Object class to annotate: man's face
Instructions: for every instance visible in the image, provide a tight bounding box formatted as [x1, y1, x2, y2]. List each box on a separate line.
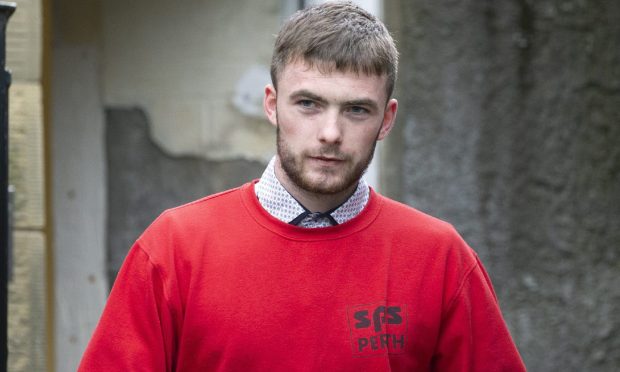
[264, 61, 398, 197]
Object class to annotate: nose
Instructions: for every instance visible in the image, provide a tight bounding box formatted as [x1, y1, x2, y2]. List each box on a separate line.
[317, 111, 343, 144]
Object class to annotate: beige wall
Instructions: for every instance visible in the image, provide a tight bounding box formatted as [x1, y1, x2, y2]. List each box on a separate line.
[102, 0, 282, 161]
[6, 0, 49, 370]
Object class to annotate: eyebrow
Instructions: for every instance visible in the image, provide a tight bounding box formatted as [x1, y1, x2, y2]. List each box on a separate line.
[289, 90, 328, 105]
[344, 98, 379, 112]
[288, 89, 380, 111]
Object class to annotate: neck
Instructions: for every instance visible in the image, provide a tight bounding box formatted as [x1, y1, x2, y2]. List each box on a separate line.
[274, 158, 358, 213]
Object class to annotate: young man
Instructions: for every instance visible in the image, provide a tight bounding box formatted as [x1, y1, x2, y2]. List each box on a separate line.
[80, 2, 526, 371]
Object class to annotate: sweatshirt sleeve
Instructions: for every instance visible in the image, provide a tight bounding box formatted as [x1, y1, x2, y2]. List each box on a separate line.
[78, 242, 177, 372]
[431, 256, 527, 372]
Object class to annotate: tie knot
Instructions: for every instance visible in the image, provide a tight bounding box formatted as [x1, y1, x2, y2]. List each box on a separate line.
[289, 210, 339, 227]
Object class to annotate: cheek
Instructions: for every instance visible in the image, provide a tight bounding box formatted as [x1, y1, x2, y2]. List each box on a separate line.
[277, 120, 307, 147]
[278, 121, 301, 139]
[279, 113, 314, 138]
[350, 130, 379, 148]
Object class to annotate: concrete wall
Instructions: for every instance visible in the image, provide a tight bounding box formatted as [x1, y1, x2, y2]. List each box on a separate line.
[6, 0, 49, 370]
[384, 0, 620, 370]
[51, 0, 108, 371]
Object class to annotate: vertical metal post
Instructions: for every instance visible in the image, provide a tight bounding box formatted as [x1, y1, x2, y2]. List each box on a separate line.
[0, 2, 16, 371]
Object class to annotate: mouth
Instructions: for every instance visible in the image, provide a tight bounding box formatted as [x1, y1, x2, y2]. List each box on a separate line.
[308, 155, 345, 166]
[312, 156, 342, 161]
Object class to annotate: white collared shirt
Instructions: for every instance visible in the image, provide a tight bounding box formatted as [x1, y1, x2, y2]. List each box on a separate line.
[254, 156, 370, 228]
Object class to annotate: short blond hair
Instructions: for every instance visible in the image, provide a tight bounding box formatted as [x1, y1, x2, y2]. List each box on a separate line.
[271, 1, 399, 98]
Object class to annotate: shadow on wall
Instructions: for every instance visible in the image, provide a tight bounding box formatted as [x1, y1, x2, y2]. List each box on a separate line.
[105, 107, 265, 288]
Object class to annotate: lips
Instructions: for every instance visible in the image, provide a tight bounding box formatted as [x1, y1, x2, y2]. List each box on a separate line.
[307, 155, 345, 168]
[312, 156, 342, 162]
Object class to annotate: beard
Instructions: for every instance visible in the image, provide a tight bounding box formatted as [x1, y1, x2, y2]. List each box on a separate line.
[276, 125, 378, 195]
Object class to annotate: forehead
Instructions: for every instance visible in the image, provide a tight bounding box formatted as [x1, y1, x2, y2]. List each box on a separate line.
[278, 60, 389, 102]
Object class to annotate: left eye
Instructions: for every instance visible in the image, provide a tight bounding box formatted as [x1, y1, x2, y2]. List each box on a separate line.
[349, 106, 369, 114]
[298, 100, 315, 108]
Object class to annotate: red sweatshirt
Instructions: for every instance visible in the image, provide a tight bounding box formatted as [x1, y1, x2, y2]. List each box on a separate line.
[79, 182, 526, 371]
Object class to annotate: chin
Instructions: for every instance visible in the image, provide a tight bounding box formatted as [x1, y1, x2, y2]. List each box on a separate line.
[300, 175, 355, 195]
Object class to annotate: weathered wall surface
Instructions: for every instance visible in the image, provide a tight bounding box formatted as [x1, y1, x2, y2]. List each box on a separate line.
[100, 0, 292, 286]
[384, 0, 620, 370]
[101, 0, 280, 161]
[51, 0, 109, 370]
[6, 0, 48, 370]
[106, 108, 264, 284]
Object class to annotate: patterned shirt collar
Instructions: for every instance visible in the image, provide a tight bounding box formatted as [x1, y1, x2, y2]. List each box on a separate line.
[254, 156, 370, 228]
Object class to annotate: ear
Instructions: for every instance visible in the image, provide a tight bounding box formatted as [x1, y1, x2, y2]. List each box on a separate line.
[263, 84, 278, 127]
[377, 98, 398, 141]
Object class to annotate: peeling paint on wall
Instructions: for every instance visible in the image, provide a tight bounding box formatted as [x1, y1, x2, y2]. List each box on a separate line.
[232, 65, 271, 119]
[105, 107, 265, 285]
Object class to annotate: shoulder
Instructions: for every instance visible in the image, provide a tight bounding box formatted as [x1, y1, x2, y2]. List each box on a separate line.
[129, 183, 258, 269]
[373, 193, 478, 266]
[162, 185, 244, 221]
[374, 193, 460, 240]
[136, 183, 250, 247]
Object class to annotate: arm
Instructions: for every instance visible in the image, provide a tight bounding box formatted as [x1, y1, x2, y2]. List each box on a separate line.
[78, 243, 177, 371]
[431, 256, 526, 371]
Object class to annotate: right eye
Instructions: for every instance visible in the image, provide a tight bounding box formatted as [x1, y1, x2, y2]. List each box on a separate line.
[297, 99, 315, 108]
